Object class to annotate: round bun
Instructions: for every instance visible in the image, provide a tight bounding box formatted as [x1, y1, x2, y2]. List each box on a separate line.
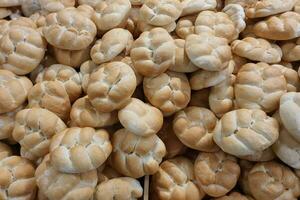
[13, 108, 67, 161]
[50, 127, 112, 173]
[118, 98, 163, 136]
[213, 109, 279, 157]
[0, 156, 36, 200]
[110, 128, 166, 178]
[0, 70, 32, 114]
[194, 151, 240, 197]
[152, 157, 205, 200]
[173, 106, 219, 152]
[36, 155, 97, 200]
[87, 61, 136, 112]
[95, 177, 143, 200]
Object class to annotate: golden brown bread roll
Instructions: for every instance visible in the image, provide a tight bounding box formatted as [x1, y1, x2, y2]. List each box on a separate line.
[0, 25, 46, 75]
[152, 157, 205, 200]
[281, 38, 300, 62]
[245, 0, 296, 18]
[12, 108, 67, 162]
[169, 39, 198, 73]
[53, 46, 91, 68]
[130, 27, 175, 77]
[173, 106, 219, 152]
[248, 161, 300, 200]
[253, 12, 300, 40]
[43, 7, 96, 50]
[232, 37, 282, 64]
[92, 0, 131, 33]
[180, 0, 216, 16]
[110, 128, 166, 178]
[175, 15, 196, 39]
[87, 61, 136, 113]
[234, 62, 287, 112]
[35, 155, 97, 200]
[272, 64, 300, 92]
[50, 127, 112, 173]
[70, 96, 118, 128]
[140, 0, 182, 26]
[28, 81, 71, 121]
[194, 151, 240, 197]
[118, 98, 163, 136]
[185, 33, 232, 71]
[36, 64, 82, 102]
[189, 60, 234, 90]
[209, 75, 235, 117]
[213, 109, 279, 157]
[0, 70, 32, 114]
[95, 177, 143, 200]
[0, 156, 36, 200]
[90, 28, 133, 65]
[143, 71, 191, 116]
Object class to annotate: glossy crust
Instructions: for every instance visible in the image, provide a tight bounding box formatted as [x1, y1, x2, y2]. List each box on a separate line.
[13, 108, 67, 162]
[35, 155, 97, 200]
[28, 81, 71, 121]
[0, 156, 36, 200]
[175, 15, 196, 39]
[248, 161, 300, 200]
[0, 70, 32, 114]
[110, 128, 166, 178]
[50, 127, 112, 173]
[130, 28, 175, 77]
[152, 157, 205, 200]
[173, 106, 219, 152]
[95, 177, 143, 200]
[194, 151, 240, 197]
[213, 109, 279, 157]
[118, 98, 163, 136]
[43, 7, 96, 50]
[234, 62, 287, 112]
[87, 61, 136, 112]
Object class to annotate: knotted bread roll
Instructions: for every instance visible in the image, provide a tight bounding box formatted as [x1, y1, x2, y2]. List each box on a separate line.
[50, 127, 112, 173]
[110, 128, 166, 178]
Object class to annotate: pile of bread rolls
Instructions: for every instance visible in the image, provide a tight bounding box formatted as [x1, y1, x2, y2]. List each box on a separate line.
[1, 0, 300, 199]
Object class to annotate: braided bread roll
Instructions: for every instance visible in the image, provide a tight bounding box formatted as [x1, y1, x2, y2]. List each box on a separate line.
[28, 81, 71, 121]
[152, 157, 205, 200]
[87, 61, 136, 113]
[110, 128, 166, 178]
[36, 64, 82, 102]
[95, 177, 143, 200]
[0, 156, 36, 200]
[43, 7, 96, 50]
[0, 142, 11, 161]
[12, 108, 67, 162]
[0, 70, 32, 114]
[35, 155, 97, 200]
[213, 109, 279, 157]
[50, 127, 112, 173]
[0, 25, 46, 75]
[194, 151, 240, 197]
[118, 98, 163, 136]
[70, 96, 118, 128]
